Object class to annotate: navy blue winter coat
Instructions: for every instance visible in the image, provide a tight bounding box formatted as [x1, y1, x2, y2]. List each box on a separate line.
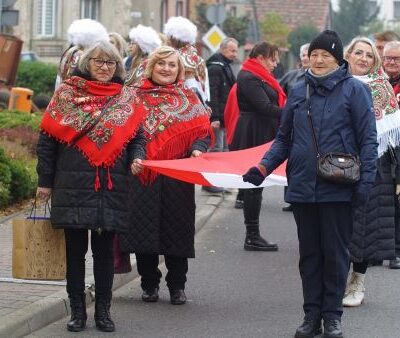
[261, 63, 378, 203]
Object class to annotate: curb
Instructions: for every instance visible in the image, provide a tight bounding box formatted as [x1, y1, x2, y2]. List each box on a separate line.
[0, 194, 223, 338]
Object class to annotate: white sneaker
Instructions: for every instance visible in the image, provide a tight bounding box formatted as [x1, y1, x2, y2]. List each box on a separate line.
[343, 272, 365, 307]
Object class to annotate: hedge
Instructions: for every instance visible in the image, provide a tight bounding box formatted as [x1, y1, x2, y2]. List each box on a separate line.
[16, 61, 57, 98]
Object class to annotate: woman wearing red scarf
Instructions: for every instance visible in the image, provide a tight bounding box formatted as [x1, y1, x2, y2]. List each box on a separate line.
[229, 41, 286, 251]
[36, 40, 146, 333]
[118, 46, 212, 305]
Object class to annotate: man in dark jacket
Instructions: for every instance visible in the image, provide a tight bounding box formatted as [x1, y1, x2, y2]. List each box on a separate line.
[202, 37, 238, 194]
[383, 40, 400, 269]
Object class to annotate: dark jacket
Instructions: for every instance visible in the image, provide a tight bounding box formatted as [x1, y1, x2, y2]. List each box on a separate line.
[261, 63, 378, 203]
[119, 138, 209, 258]
[279, 68, 306, 95]
[350, 152, 396, 262]
[230, 70, 282, 150]
[206, 53, 236, 126]
[36, 126, 146, 233]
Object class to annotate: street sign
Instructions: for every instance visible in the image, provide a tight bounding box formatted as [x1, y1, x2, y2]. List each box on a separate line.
[205, 4, 226, 25]
[202, 24, 226, 53]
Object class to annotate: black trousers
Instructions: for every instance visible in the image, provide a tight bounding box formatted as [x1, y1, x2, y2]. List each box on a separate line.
[135, 253, 188, 291]
[394, 185, 400, 256]
[64, 229, 114, 297]
[292, 202, 353, 321]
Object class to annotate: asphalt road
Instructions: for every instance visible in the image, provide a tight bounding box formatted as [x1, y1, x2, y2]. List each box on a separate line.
[28, 186, 400, 338]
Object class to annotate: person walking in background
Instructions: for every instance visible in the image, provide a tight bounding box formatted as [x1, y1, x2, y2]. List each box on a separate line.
[164, 16, 209, 104]
[125, 24, 162, 86]
[36, 40, 147, 332]
[229, 41, 285, 251]
[108, 32, 127, 58]
[242, 30, 378, 338]
[373, 30, 400, 60]
[279, 42, 310, 212]
[383, 40, 400, 269]
[119, 46, 212, 306]
[279, 43, 310, 95]
[204, 37, 239, 195]
[342, 36, 400, 308]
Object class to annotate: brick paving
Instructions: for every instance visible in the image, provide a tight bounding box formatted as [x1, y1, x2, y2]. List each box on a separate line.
[0, 187, 224, 336]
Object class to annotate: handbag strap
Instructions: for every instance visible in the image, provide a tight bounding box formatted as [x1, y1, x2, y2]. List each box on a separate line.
[70, 97, 113, 146]
[306, 84, 321, 158]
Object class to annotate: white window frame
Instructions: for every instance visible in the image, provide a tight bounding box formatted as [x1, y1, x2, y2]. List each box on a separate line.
[37, 0, 56, 37]
[80, 0, 100, 20]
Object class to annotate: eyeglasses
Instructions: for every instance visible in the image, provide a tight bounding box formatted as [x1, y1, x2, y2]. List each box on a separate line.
[90, 58, 117, 68]
[383, 56, 400, 63]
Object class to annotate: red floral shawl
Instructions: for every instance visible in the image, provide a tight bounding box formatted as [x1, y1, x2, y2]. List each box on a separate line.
[41, 76, 145, 169]
[135, 78, 212, 183]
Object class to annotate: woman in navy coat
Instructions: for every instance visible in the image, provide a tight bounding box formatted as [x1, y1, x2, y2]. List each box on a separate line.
[243, 30, 378, 338]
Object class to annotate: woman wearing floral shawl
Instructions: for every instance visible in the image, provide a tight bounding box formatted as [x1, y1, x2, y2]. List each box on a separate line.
[343, 36, 400, 307]
[119, 46, 212, 305]
[36, 40, 146, 333]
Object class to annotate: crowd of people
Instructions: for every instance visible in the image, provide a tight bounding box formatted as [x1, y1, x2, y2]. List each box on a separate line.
[35, 15, 400, 338]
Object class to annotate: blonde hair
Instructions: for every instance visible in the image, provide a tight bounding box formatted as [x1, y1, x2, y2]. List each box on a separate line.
[108, 32, 127, 57]
[79, 40, 125, 79]
[344, 36, 381, 73]
[144, 46, 185, 82]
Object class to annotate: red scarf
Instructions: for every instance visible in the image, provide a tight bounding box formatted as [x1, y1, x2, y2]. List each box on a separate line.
[224, 58, 287, 144]
[41, 76, 145, 188]
[135, 78, 213, 183]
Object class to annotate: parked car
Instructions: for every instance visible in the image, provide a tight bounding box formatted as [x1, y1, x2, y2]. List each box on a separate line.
[20, 51, 40, 62]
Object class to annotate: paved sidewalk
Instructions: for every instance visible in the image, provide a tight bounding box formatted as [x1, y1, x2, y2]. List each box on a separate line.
[0, 186, 224, 337]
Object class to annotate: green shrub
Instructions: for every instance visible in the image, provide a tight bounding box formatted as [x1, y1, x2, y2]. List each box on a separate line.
[0, 110, 42, 130]
[9, 160, 36, 202]
[0, 148, 37, 208]
[16, 61, 57, 98]
[0, 182, 10, 209]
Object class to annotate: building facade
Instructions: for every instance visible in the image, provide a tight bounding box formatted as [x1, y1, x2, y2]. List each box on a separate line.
[11, 0, 189, 63]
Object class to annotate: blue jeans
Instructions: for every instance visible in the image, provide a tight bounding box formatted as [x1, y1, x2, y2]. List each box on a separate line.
[210, 127, 228, 152]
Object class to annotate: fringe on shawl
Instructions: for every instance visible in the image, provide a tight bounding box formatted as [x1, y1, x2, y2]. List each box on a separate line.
[376, 110, 400, 156]
[138, 116, 213, 184]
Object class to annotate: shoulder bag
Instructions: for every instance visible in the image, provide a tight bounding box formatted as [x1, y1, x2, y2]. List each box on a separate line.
[306, 84, 360, 184]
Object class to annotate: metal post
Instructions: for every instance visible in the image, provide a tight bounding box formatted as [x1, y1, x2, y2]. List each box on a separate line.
[250, 0, 260, 41]
[0, 0, 3, 33]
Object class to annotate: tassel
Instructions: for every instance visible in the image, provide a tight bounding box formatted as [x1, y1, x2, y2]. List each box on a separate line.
[94, 167, 101, 191]
[107, 167, 113, 190]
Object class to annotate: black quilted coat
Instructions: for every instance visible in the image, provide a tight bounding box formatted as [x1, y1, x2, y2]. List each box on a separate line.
[230, 70, 282, 151]
[119, 138, 209, 258]
[36, 129, 146, 233]
[350, 151, 397, 262]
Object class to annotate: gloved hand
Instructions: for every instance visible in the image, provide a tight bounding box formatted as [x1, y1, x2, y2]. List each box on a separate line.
[242, 165, 267, 186]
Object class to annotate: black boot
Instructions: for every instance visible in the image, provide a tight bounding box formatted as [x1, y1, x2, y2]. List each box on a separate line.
[243, 188, 278, 251]
[67, 294, 87, 332]
[95, 293, 115, 332]
[245, 224, 278, 251]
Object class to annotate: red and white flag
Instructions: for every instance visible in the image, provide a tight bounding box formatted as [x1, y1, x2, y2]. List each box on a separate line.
[142, 143, 287, 188]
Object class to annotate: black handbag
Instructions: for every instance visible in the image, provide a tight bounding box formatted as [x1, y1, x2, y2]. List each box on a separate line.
[306, 84, 360, 184]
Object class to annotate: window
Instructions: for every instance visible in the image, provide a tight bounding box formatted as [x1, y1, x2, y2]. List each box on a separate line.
[161, 0, 169, 28]
[394, 1, 400, 19]
[367, 0, 378, 17]
[37, 0, 56, 37]
[176, 1, 183, 16]
[80, 0, 100, 20]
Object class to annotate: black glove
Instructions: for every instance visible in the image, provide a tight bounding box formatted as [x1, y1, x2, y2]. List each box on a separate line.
[242, 166, 266, 186]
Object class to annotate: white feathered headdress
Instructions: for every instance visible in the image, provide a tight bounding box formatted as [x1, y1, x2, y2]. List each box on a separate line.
[163, 16, 197, 44]
[67, 19, 108, 49]
[129, 24, 162, 55]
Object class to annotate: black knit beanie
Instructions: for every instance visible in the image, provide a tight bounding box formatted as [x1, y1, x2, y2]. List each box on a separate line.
[308, 30, 343, 63]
